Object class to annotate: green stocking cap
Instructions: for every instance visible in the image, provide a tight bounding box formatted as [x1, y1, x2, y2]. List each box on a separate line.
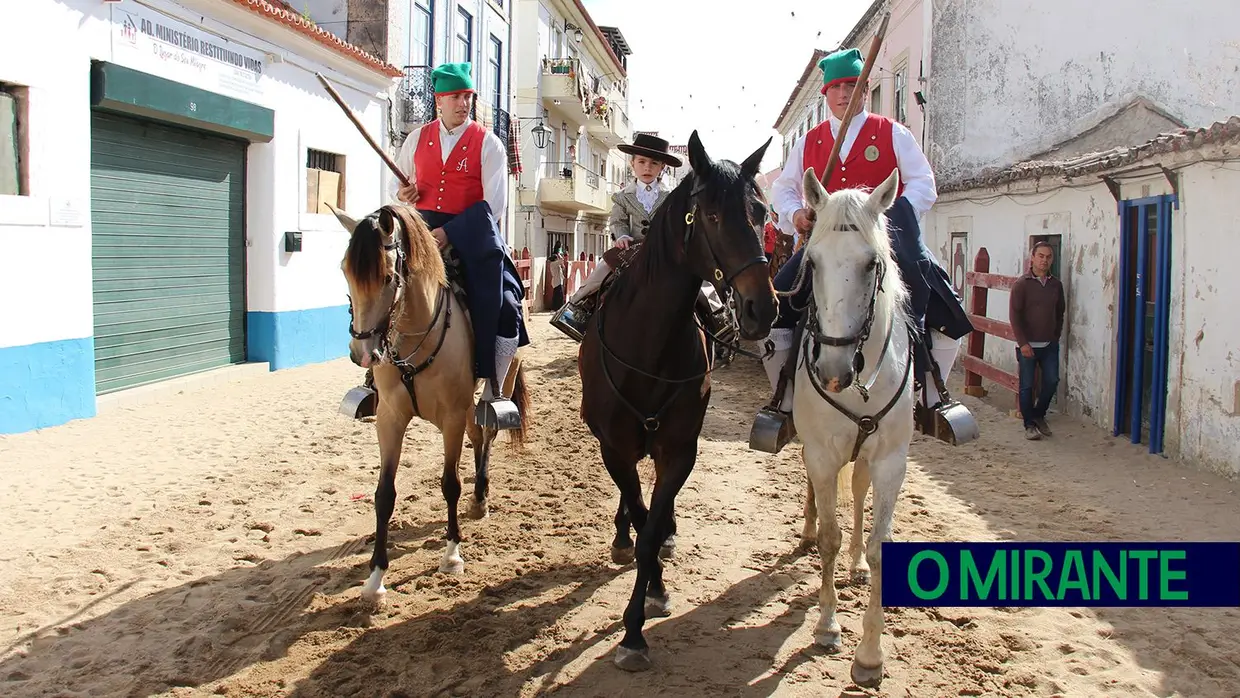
[818, 48, 863, 93]
[431, 62, 474, 95]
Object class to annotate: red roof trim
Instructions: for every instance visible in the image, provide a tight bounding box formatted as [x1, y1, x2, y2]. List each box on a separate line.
[224, 0, 403, 78]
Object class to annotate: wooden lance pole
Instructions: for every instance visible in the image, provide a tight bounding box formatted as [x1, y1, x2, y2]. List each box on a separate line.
[315, 72, 412, 188]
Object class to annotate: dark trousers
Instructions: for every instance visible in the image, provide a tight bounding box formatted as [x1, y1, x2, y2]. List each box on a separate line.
[1017, 341, 1060, 427]
[551, 284, 565, 311]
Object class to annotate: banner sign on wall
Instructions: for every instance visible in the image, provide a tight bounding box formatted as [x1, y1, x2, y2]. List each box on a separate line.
[111, 1, 266, 101]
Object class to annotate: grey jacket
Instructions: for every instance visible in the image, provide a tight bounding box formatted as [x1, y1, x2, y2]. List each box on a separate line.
[608, 182, 670, 243]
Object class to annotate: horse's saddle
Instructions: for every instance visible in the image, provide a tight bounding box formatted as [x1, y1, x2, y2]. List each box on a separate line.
[440, 247, 472, 315]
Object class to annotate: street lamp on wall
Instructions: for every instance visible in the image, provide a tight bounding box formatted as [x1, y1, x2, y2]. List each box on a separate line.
[531, 120, 552, 150]
[565, 21, 584, 43]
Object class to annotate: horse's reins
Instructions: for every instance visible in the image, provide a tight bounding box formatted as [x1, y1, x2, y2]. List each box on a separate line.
[596, 187, 769, 445]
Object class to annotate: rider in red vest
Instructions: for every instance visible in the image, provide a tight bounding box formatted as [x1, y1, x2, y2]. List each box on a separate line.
[752, 48, 973, 453]
[343, 62, 530, 427]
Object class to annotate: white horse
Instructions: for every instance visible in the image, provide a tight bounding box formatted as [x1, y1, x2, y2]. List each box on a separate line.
[791, 167, 915, 689]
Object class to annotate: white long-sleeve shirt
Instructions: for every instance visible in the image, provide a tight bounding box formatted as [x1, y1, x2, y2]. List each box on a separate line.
[390, 118, 508, 225]
[772, 109, 936, 245]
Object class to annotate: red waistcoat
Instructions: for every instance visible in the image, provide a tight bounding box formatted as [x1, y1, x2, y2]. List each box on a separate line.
[414, 119, 486, 214]
[802, 113, 904, 198]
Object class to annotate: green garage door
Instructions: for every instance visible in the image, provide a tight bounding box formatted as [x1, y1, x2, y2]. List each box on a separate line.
[90, 111, 247, 394]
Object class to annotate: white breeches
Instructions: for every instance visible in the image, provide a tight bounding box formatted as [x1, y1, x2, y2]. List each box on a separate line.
[922, 329, 960, 406]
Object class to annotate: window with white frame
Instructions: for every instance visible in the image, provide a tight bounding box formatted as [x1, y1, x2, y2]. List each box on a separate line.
[411, 0, 434, 66]
[455, 7, 473, 63]
[488, 35, 503, 107]
[870, 83, 882, 116]
[893, 62, 908, 125]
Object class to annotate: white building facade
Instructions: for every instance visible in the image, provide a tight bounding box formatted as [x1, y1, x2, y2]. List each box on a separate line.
[0, 0, 398, 434]
[923, 121, 1240, 479]
[512, 0, 632, 308]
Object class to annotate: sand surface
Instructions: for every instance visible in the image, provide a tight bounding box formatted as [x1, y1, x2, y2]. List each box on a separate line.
[2, 315, 1239, 697]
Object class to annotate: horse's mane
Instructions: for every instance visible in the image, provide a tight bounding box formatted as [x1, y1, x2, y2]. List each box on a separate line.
[344, 204, 445, 294]
[806, 189, 910, 316]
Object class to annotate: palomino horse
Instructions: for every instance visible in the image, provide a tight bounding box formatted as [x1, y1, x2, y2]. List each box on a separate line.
[578, 131, 778, 671]
[330, 203, 529, 603]
[787, 167, 913, 688]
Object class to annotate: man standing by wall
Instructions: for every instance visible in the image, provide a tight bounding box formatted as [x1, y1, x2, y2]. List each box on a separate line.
[1009, 241, 1066, 440]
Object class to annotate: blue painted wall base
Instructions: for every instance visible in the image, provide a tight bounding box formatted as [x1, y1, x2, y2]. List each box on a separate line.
[0, 337, 97, 434]
[247, 305, 352, 370]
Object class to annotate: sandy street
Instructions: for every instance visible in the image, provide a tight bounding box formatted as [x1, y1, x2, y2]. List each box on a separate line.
[2, 315, 1239, 697]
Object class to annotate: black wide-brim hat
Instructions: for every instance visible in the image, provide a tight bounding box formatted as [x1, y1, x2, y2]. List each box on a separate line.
[617, 133, 683, 168]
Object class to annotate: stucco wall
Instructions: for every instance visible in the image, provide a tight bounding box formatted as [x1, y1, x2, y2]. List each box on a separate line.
[927, 0, 1240, 184]
[926, 158, 1240, 479]
[0, 0, 392, 433]
[1172, 163, 1240, 476]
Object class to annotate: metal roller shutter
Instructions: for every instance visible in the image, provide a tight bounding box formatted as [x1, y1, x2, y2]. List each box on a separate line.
[90, 111, 247, 394]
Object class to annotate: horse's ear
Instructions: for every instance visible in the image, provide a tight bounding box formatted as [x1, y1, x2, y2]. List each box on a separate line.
[324, 201, 358, 234]
[803, 167, 828, 210]
[687, 130, 712, 174]
[740, 137, 772, 179]
[867, 168, 901, 215]
[377, 206, 398, 244]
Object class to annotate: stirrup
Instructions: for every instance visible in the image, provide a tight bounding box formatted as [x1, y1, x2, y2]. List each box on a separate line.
[475, 396, 522, 430]
[550, 300, 591, 342]
[749, 405, 797, 454]
[340, 385, 377, 419]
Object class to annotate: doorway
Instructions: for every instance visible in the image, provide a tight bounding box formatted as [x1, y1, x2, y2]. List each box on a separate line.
[1113, 195, 1174, 454]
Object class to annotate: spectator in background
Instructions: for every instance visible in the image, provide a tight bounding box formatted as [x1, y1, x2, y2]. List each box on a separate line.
[549, 248, 567, 311]
[1009, 241, 1066, 440]
[763, 209, 780, 256]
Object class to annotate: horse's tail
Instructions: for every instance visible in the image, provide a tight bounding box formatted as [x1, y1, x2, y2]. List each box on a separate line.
[506, 359, 531, 450]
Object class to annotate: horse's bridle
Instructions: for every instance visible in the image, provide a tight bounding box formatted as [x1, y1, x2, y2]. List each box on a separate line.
[595, 186, 770, 442]
[347, 234, 406, 357]
[344, 213, 453, 418]
[683, 179, 770, 298]
[796, 223, 914, 462]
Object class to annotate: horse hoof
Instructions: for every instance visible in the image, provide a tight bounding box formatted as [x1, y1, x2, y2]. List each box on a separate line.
[614, 645, 652, 672]
[798, 537, 817, 553]
[468, 499, 489, 520]
[645, 593, 672, 617]
[813, 630, 843, 653]
[439, 542, 465, 575]
[360, 585, 386, 605]
[850, 660, 884, 688]
[851, 569, 871, 586]
[361, 568, 387, 605]
[611, 545, 635, 565]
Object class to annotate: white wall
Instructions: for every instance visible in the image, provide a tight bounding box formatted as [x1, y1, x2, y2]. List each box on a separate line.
[927, 0, 1240, 184]
[1170, 162, 1240, 476]
[0, 0, 393, 337]
[926, 157, 1240, 478]
[0, 0, 111, 351]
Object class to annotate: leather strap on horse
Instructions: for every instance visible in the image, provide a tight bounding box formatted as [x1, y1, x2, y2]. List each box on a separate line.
[805, 328, 916, 462]
[390, 285, 453, 419]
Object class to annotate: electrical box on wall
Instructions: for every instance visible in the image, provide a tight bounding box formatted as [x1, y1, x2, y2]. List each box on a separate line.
[284, 230, 303, 252]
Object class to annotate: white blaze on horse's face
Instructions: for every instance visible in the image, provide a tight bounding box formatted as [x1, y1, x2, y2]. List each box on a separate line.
[801, 167, 900, 392]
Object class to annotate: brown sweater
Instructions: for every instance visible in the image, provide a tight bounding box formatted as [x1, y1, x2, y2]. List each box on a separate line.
[1009, 272, 1065, 346]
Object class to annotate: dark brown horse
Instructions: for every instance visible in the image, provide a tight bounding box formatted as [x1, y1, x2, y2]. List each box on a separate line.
[577, 131, 777, 671]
